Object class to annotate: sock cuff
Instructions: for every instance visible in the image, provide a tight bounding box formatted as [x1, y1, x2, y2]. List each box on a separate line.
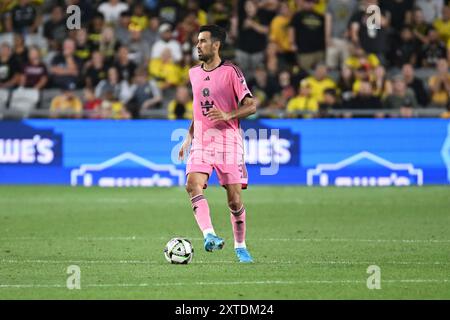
[190, 194, 205, 205]
[230, 205, 245, 216]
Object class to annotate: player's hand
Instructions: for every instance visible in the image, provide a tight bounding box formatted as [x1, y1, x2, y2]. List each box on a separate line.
[178, 137, 192, 161]
[206, 107, 231, 122]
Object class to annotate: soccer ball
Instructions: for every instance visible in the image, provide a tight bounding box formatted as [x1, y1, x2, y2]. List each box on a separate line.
[164, 237, 194, 264]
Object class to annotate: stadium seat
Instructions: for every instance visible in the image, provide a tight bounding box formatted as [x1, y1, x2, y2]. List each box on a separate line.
[0, 33, 14, 46]
[40, 89, 62, 109]
[9, 88, 40, 118]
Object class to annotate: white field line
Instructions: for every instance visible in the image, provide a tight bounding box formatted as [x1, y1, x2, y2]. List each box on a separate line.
[1, 236, 450, 244]
[1, 279, 449, 289]
[0, 197, 311, 204]
[0, 259, 448, 266]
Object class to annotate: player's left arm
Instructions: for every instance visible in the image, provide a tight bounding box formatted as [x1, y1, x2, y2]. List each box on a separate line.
[207, 95, 257, 121]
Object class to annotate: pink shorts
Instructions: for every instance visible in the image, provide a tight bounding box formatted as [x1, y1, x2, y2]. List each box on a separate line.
[186, 149, 248, 189]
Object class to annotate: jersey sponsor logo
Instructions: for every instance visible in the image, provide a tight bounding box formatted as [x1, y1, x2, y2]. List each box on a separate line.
[200, 100, 214, 116]
[0, 122, 62, 166]
[307, 151, 424, 187]
[71, 152, 185, 187]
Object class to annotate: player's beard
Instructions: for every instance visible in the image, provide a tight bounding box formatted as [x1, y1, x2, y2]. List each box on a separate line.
[198, 50, 213, 63]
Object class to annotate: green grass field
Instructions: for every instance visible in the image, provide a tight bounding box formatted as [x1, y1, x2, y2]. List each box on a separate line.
[0, 186, 449, 299]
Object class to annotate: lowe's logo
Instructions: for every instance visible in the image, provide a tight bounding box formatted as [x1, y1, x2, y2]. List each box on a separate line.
[0, 123, 62, 166]
[307, 151, 423, 187]
[71, 152, 185, 187]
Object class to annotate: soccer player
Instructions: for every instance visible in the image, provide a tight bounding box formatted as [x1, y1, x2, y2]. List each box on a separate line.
[178, 25, 257, 263]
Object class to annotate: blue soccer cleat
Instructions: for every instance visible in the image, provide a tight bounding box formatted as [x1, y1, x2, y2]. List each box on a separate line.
[235, 248, 254, 263]
[204, 233, 225, 252]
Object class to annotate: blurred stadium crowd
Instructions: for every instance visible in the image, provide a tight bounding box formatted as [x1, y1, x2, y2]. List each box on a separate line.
[0, 0, 449, 119]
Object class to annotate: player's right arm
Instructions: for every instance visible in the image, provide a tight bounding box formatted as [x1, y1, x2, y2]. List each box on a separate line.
[178, 120, 194, 161]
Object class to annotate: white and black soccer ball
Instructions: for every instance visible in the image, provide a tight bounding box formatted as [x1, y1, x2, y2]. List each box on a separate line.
[164, 238, 194, 264]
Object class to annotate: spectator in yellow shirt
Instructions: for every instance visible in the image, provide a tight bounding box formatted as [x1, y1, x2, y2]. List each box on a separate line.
[148, 48, 182, 90]
[433, 5, 450, 43]
[345, 44, 380, 71]
[168, 86, 193, 120]
[304, 64, 337, 103]
[270, 1, 293, 54]
[50, 82, 82, 118]
[131, 2, 148, 31]
[287, 79, 319, 118]
[429, 59, 450, 107]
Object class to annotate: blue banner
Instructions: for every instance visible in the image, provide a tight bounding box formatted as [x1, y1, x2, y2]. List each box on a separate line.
[0, 119, 449, 186]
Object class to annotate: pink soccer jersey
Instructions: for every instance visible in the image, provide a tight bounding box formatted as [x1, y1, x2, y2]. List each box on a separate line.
[187, 61, 252, 187]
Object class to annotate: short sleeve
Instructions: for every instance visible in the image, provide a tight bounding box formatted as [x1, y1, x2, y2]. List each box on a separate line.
[230, 65, 252, 104]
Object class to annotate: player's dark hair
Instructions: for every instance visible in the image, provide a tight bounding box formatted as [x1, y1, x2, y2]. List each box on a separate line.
[199, 24, 227, 50]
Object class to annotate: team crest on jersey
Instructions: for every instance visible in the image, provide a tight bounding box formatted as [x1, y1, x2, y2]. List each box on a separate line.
[202, 88, 210, 97]
[201, 100, 214, 116]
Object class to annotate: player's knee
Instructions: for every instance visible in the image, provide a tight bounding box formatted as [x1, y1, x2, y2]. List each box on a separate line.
[185, 182, 202, 197]
[228, 196, 242, 212]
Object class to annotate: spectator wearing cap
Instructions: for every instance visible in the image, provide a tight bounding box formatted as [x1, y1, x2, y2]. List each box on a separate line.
[289, 0, 326, 71]
[50, 82, 83, 119]
[97, 0, 129, 26]
[49, 38, 82, 89]
[402, 63, 429, 107]
[304, 64, 337, 103]
[286, 79, 319, 119]
[151, 23, 182, 63]
[428, 58, 450, 107]
[384, 75, 418, 111]
[325, 0, 358, 69]
[20, 46, 48, 90]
